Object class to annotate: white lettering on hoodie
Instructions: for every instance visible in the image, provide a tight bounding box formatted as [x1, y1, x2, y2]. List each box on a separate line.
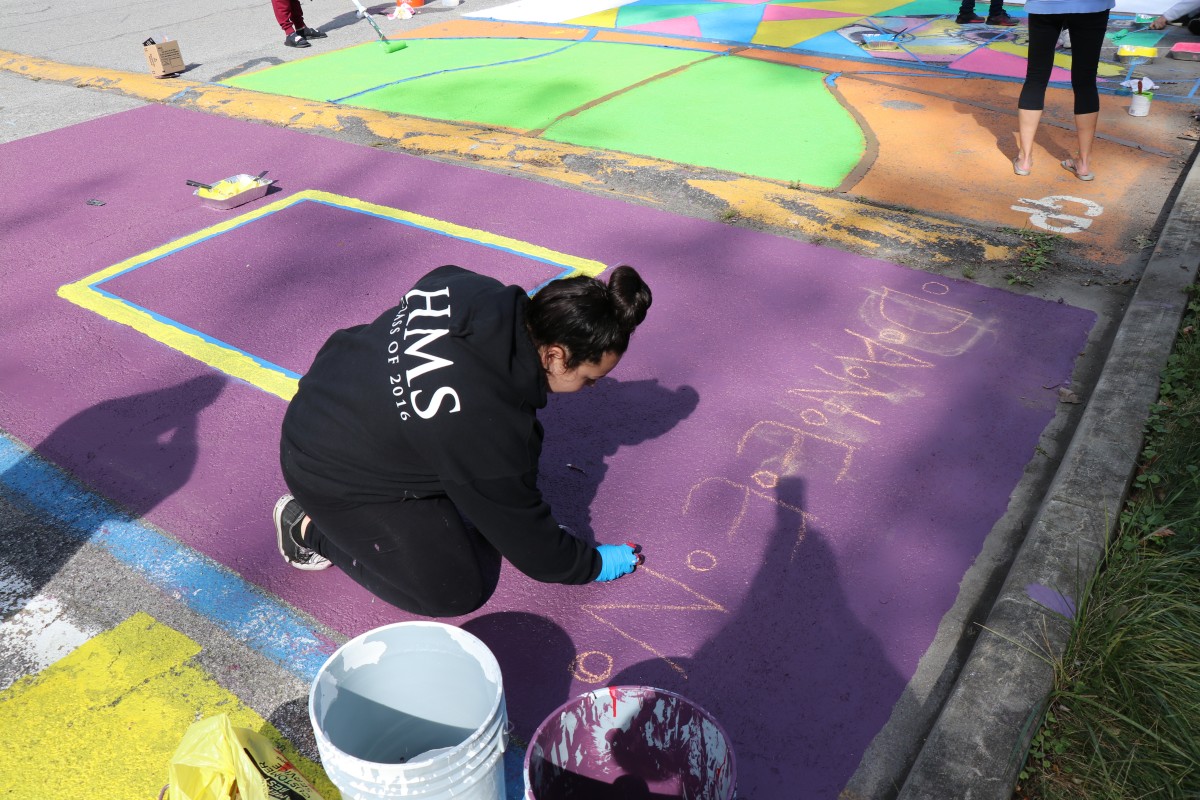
[385, 287, 461, 420]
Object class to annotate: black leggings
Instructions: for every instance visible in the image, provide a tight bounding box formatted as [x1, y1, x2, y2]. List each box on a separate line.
[283, 469, 502, 618]
[1018, 10, 1110, 115]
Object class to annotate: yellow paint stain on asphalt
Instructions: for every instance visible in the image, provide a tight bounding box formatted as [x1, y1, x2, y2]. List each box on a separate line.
[0, 49, 1003, 265]
[0, 612, 337, 800]
[692, 177, 1013, 263]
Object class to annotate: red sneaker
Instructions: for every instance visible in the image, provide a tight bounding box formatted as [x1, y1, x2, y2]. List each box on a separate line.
[986, 11, 1020, 25]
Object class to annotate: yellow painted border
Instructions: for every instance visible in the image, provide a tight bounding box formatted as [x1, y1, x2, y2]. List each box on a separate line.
[57, 189, 606, 400]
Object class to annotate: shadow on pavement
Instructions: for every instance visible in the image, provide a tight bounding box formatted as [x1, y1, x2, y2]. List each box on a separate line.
[0, 374, 226, 598]
[539, 377, 701, 544]
[606, 476, 907, 798]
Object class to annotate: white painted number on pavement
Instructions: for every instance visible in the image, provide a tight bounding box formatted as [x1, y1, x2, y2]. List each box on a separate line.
[1011, 195, 1104, 234]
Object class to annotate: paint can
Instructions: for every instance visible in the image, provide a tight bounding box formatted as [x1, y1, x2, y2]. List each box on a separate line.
[1129, 92, 1153, 117]
[309, 621, 508, 800]
[524, 686, 735, 800]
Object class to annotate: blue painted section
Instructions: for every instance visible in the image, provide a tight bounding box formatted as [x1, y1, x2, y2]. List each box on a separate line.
[696, 4, 768, 42]
[0, 429, 529, 795]
[0, 431, 335, 680]
[799, 29, 874, 58]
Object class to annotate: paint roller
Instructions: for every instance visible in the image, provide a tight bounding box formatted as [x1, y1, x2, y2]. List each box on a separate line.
[348, 0, 408, 53]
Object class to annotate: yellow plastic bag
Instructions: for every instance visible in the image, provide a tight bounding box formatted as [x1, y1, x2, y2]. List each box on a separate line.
[166, 714, 326, 800]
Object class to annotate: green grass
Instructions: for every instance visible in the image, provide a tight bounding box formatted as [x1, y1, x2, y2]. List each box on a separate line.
[1015, 286, 1200, 799]
[999, 227, 1063, 287]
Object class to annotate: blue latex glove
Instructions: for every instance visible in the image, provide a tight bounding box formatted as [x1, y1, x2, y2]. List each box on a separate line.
[594, 543, 643, 583]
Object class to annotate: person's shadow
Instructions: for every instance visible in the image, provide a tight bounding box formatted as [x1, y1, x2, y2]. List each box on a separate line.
[0, 375, 226, 601]
[537, 377, 700, 544]
[595, 477, 907, 799]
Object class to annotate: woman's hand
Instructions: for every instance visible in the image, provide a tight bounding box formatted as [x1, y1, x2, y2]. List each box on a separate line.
[1150, 14, 1169, 29]
[594, 543, 644, 582]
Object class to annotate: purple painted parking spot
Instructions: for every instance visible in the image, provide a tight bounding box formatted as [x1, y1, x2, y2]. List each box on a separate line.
[0, 105, 1093, 798]
[103, 196, 570, 375]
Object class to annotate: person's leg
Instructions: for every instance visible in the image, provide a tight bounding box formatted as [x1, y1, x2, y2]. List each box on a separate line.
[287, 0, 327, 38]
[1015, 13, 1061, 171]
[288, 0, 305, 31]
[985, 0, 1018, 25]
[1016, 109, 1042, 172]
[271, 0, 298, 34]
[298, 492, 503, 617]
[1064, 9, 1109, 176]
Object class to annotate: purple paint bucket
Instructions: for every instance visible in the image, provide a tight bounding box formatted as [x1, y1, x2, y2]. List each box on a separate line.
[524, 686, 735, 800]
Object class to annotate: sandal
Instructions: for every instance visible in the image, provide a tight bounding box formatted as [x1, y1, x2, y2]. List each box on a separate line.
[1061, 159, 1094, 181]
[1012, 156, 1030, 176]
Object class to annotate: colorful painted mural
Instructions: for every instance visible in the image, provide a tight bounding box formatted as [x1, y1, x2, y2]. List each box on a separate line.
[470, 0, 1189, 91]
[220, 7, 1197, 201]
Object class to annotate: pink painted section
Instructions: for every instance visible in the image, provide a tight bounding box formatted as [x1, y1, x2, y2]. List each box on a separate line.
[951, 46, 1071, 81]
[626, 16, 704, 37]
[0, 106, 1094, 798]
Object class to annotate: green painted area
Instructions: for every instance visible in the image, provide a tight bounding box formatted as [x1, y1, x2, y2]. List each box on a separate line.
[885, 0, 960, 16]
[616, 3, 730, 27]
[348, 40, 709, 129]
[223, 38, 864, 187]
[224, 38, 572, 103]
[1114, 30, 1165, 47]
[545, 55, 864, 189]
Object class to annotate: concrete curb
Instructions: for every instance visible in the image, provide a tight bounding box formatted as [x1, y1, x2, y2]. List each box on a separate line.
[896, 149, 1200, 797]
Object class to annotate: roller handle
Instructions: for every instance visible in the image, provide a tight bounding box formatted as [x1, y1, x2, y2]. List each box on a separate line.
[186, 180, 213, 190]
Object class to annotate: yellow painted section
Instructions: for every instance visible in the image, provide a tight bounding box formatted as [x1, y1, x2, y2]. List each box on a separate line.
[983, 243, 1012, 262]
[570, 9, 621, 27]
[753, 18, 860, 47]
[0, 613, 337, 800]
[58, 190, 605, 400]
[820, 0, 910, 15]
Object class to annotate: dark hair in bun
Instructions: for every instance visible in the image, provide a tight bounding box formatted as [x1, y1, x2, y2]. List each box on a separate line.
[525, 265, 652, 368]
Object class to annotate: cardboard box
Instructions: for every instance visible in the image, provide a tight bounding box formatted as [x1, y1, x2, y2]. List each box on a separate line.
[143, 39, 184, 77]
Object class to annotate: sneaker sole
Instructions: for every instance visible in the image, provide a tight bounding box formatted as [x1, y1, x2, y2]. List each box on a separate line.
[273, 495, 332, 571]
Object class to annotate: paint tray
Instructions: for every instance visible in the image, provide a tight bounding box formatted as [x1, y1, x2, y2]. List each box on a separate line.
[194, 174, 273, 210]
[861, 33, 902, 51]
[1169, 42, 1200, 61]
[1117, 44, 1157, 63]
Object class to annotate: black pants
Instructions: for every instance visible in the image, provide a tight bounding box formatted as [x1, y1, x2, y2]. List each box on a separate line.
[1019, 10, 1110, 114]
[958, 0, 1005, 17]
[282, 461, 501, 618]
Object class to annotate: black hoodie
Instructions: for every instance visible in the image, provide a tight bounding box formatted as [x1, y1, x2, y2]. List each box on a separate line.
[281, 265, 601, 584]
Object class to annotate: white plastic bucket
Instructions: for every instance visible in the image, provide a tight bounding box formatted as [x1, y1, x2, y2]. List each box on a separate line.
[310, 622, 508, 800]
[1129, 92, 1153, 117]
[524, 686, 735, 799]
